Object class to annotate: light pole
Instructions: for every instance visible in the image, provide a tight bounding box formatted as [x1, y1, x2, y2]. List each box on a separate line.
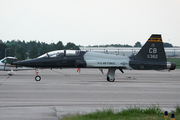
[5, 48, 11, 57]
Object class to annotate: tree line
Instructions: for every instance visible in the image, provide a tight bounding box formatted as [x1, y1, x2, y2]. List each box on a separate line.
[0, 40, 80, 60]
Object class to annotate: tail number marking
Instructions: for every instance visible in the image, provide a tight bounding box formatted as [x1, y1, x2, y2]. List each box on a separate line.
[147, 54, 158, 59]
[147, 48, 158, 59]
[149, 48, 157, 53]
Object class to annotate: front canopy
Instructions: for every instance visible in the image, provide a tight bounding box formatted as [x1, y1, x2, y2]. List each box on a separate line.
[38, 50, 80, 58]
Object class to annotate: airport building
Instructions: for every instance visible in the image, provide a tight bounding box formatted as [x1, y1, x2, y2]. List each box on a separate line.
[80, 47, 180, 58]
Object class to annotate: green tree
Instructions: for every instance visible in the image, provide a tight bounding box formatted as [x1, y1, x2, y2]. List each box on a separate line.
[65, 42, 80, 50]
[56, 41, 64, 50]
[163, 42, 173, 47]
[40, 43, 49, 55]
[49, 43, 56, 51]
[26, 41, 37, 52]
[29, 46, 38, 59]
[16, 47, 26, 60]
[16, 53, 22, 60]
[134, 41, 142, 47]
[0, 43, 7, 59]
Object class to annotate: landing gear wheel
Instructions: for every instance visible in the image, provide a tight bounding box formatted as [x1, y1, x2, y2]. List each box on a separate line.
[35, 75, 41, 81]
[109, 78, 115, 82]
[107, 76, 110, 81]
[107, 77, 115, 82]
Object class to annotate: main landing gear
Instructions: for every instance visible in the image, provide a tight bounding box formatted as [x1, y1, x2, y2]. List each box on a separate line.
[106, 68, 124, 82]
[35, 69, 41, 81]
[106, 68, 116, 82]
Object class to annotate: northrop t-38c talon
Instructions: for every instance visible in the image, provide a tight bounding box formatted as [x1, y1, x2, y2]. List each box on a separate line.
[12, 34, 176, 82]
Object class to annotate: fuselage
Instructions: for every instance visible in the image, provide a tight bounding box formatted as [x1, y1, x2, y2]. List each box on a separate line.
[13, 50, 131, 69]
[12, 50, 176, 71]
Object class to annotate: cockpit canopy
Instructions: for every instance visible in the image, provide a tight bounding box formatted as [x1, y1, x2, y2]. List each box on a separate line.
[38, 50, 81, 58]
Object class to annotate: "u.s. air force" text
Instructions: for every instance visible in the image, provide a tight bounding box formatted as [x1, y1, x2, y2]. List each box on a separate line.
[97, 62, 115, 65]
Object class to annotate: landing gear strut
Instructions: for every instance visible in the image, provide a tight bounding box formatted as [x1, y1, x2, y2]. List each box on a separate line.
[106, 68, 124, 82]
[107, 68, 116, 82]
[35, 69, 41, 81]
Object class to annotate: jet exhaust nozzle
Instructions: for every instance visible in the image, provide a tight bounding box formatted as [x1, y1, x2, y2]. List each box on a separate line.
[170, 63, 176, 70]
[167, 62, 176, 70]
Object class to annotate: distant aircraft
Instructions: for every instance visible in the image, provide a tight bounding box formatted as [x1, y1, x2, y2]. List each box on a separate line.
[12, 34, 176, 82]
[0, 57, 34, 75]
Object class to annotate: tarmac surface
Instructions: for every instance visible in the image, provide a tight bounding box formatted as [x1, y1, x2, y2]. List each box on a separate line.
[0, 69, 180, 120]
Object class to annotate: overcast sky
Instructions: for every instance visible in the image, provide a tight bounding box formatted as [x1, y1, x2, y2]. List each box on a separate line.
[0, 0, 180, 46]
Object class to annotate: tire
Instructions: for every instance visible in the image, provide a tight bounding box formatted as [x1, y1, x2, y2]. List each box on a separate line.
[8, 74, 12, 76]
[35, 75, 41, 81]
[107, 76, 110, 81]
[107, 76, 115, 82]
[109, 78, 115, 82]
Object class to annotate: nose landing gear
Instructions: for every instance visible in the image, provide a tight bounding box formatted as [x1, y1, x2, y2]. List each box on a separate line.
[35, 69, 41, 81]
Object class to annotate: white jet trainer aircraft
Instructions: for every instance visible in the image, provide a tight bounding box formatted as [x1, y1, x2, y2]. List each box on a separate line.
[0, 57, 34, 75]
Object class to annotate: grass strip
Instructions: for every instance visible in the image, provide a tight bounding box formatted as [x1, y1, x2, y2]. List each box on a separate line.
[61, 106, 180, 120]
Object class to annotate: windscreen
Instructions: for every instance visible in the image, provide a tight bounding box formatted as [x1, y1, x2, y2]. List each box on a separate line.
[38, 50, 64, 58]
[38, 50, 80, 58]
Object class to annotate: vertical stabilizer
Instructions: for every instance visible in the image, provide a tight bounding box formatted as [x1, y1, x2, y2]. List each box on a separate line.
[129, 34, 176, 70]
[134, 34, 167, 62]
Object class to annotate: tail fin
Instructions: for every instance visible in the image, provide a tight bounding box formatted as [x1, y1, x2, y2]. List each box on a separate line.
[129, 34, 176, 70]
[134, 34, 167, 62]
